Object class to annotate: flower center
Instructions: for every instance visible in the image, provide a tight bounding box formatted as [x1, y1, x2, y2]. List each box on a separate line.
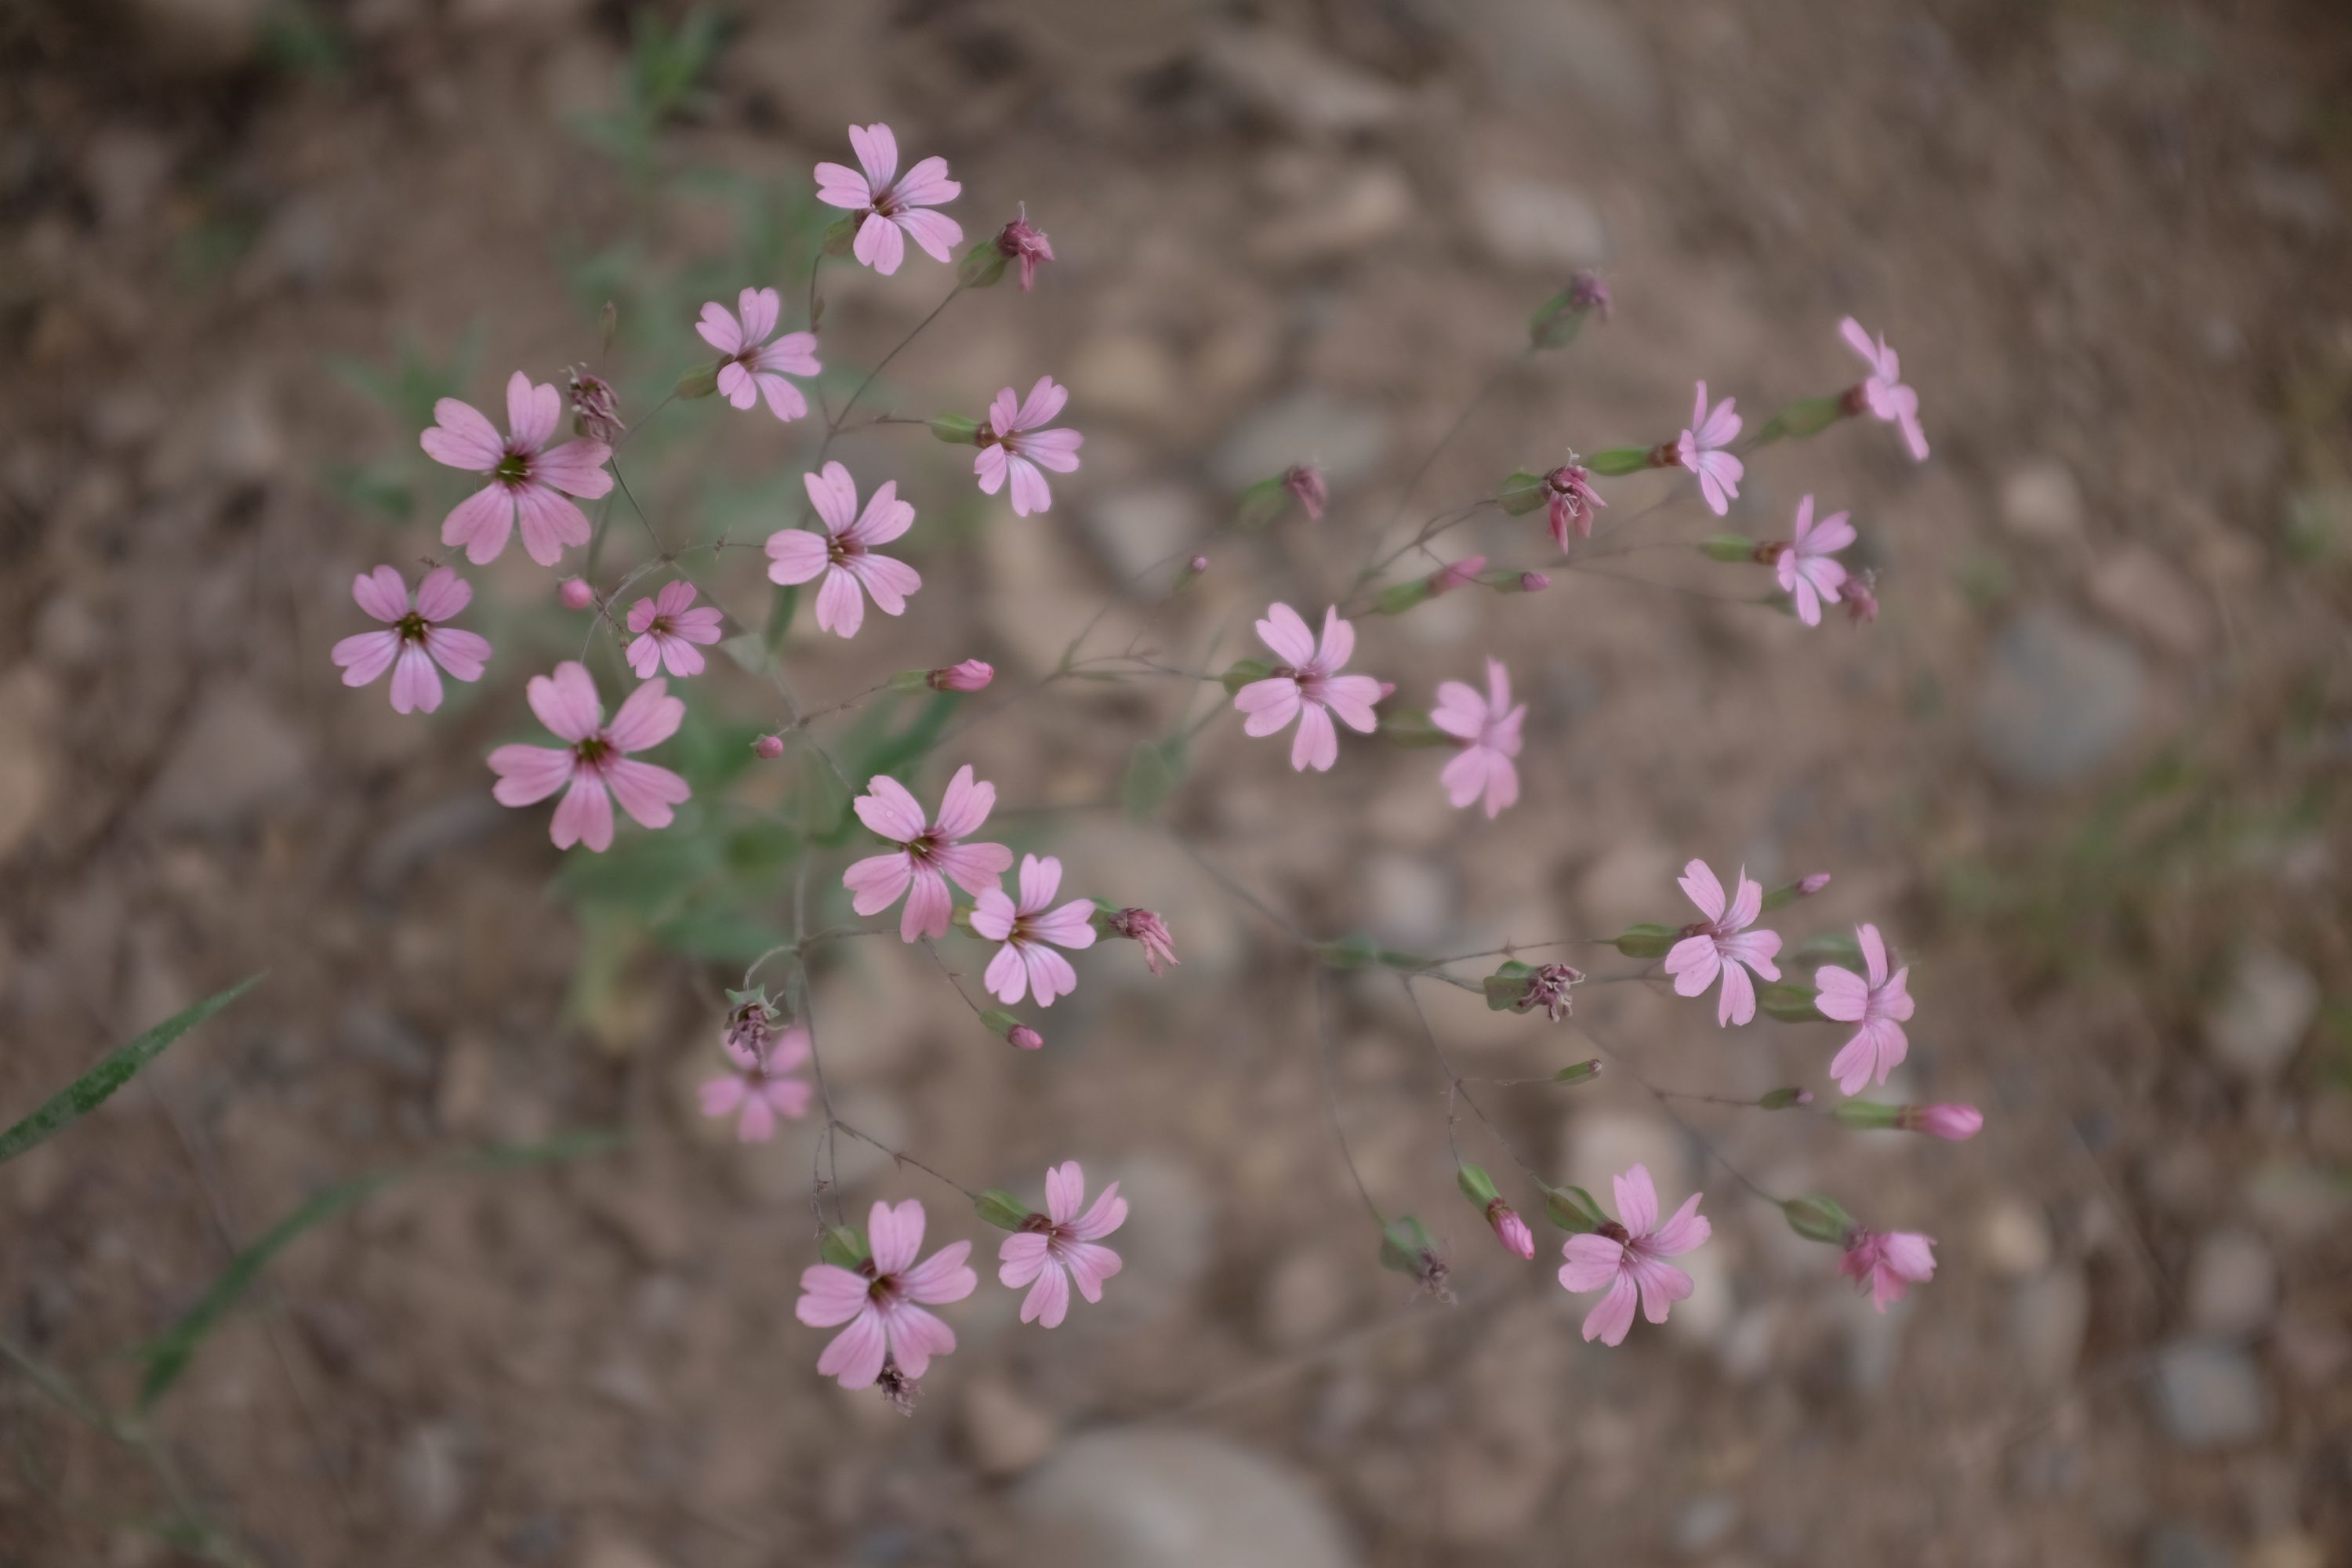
[494, 450, 532, 486]
[575, 735, 612, 768]
[828, 535, 865, 567]
[649, 615, 673, 637]
[395, 611, 430, 644]
[1597, 1221, 1631, 1244]
[906, 831, 938, 862]
[864, 1268, 901, 1305]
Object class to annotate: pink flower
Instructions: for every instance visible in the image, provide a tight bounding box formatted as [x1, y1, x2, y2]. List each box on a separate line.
[928, 659, 994, 692]
[975, 376, 1083, 516]
[1844, 568, 1880, 626]
[764, 462, 921, 639]
[1663, 859, 1784, 1026]
[1283, 463, 1328, 521]
[696, 287, 822, 423]
[558, 577, 595, 611]
[331, 565, 492, 715]
[1544, 460, 1605, 546]
[624, 580, 725, 679]
[1840, 1229, 1936, 1312]
[971, 854, 1098, 1007]
[752, 734, 785, 760]
[1817, 923, 1915, 1095]
[1900, 1103, 1983, 1141]
[842, 764, 1014, 942]
[1234, 603, 1384, 773]
[698, 1024, 813, 1142]
[1432, 658, 1525, 818]
[1105, 908, 1179, 975]
[795, 1199, 976, 1388]
[421, 372, 613, 566]
[1840, 317, 1928, 462]
[997, 1161, 1126, 1328]
[1556, 1163, 1711, 1345]
[1773, 495, 1855, 626]
[814, 123, 963, 277]
[995, 205, 1054, 292]
[1675, 381, 1744, 517]
[1007, 1022, 1044, 1051]
[485, 662, 691, 852]
[1486, 1200, 1536, 1260]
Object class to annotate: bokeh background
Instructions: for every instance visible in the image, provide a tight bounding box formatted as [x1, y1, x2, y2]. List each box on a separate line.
[5, 1, 2350, 1563]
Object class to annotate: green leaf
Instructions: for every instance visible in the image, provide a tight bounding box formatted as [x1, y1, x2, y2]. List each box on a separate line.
[136, 1131, 622, 1409]
[0, 975, 263, 1167]
[1121, 739, 1185, 822]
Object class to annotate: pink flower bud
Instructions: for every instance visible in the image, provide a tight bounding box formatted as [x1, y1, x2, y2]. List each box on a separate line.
[1189, 554, 1209, 574]
[1282, 464, 1327, 521]
[1567, 269, 1612, 321]
[559, 577, 594, 611]
[1900, 1103, 1984, 1141]
[927, 659, 994, 692]
[1798, 873, 1832, 895]
[752, 734, 785, 760]
[1009, 1024, 1044, 1051]
[1519, 572, 1551, 593]
[1428, 555, 1487, 596]
[1485, 1198, 1536, 1260]
[1105, 908, 1179, 975]
[994, 204, 1055, 292]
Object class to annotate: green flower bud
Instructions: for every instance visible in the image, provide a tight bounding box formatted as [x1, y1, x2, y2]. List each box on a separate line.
[1781, 1194, 1857, 1246]
[1455, 1163, 1501, 1207]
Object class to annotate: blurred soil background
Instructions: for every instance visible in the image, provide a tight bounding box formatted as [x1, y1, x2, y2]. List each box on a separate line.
[3, 0, 2351, 1563]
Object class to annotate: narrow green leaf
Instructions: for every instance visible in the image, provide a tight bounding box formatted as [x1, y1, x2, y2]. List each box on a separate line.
[0, 975, 263, 1167]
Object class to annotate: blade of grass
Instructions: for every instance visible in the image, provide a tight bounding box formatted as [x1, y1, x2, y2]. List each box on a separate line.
[0, 975, 264, 1167]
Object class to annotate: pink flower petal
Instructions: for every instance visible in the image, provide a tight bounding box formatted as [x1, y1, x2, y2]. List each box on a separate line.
[550, 773, 615, 851]
[420, 398, 503, 471]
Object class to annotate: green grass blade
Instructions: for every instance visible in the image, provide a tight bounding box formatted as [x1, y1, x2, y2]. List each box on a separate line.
[0, 975, 264, 1167]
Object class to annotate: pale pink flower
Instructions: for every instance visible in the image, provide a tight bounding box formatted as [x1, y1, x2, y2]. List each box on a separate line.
[421, 372, 613, 566]
[1432, 657, 1525, 818]
[1663, 859, 1784, 1026]
[331, 565, 492, 715]
[997, 1161, 1127, 1328]
[1105, 908, 1178, 975]
[1900, 1103, 1983, 1141]
[928, 659, 993, 692]
[842, 764, 1014, 942]
[624, 580, 725, 679]
[485, 662, 691, 853]
[696, 286, 822, 422]
[814, 123, 963, 276]
[1544, 460, 1605, 546]
[975, 376, 1083, 516]
[699, 1024, 813, 1142]
[1283, 463, 1328, 521]
[1486, 1200, 1536, 1260]
[1839, 317, 1928, 462]
[995, 205, 1054, 292]
[1675, 381, 1744, 517]
[764, 462, 921, 639]
[1839, 1229, 1936, 1312]
[1234, 603, 1384, 773]
[1773, 495, 1854, 626]
[1817, 922, 1915, 1095]
[971, 854, 1098, 1007]
[795, 1199, 976, 1388]
[1557, 1163, 1711, 1345]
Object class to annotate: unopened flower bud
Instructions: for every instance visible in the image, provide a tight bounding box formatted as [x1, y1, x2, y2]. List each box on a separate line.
[1486, 1199, 1536, 1260]
[1759, 873, 1831, 912]
[1781, 1193, 1858, 1246]
[559, 577, 595, 611]
[1900, 1103, 1984, 1141]
[1189, 554, 1208, 574]
[993, 204, 1054, 292]
[1283, 463, 1327, 521]
[1519, 572, 1551, 593]
[1798, 873, 1832, 895]
[1567, 269, 1611, 321]
[1456, 1163, 1501, 1207]
[1428, 555, 1486, 597]
[1528, 270, 1610, 349]
[752, 734, 785, 760]
[928, 659, 994, 692]
[1102, 907, 1179, 975]
[1551, 1059, 1604, 1085]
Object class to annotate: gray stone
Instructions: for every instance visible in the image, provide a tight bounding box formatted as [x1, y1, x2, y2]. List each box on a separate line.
[2203, 946, 2318, 1081]
[393, 1421, 472, 1535]
[143, 684, 312, 830]
[1199, 27, 1406, 136]
[1254, 162, 1416, 267]
[1973, 609, 2146, 789]
[959, 1373, 1058, 1479]
[1672, 1494, 1739, 1556]
[2186, 1225, 2277, 1336]
[2151, 1339, 2270, 1450]
[1999, 458, 2085, 545]
[1461, 0, 1660, 127]
[1469, 176, 1607, 271]
[2144, 1524, 2230, 1568]
[1211, 392, 1389, 492]
[2009, 1263, 2092, 1385]
[1014, 1430, 1356, 1568]
[2089, 546, 2212, 658]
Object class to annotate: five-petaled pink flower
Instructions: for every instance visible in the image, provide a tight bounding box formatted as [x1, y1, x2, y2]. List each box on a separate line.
[971, 854, 1098, 1007]
[699, 1023, 813, 1142]
[1817, 922, 1915, 1095]
[1663, 859, 1784, 1026]
[815, 123, 963, 277]
[625, 580, 725, 679]
[1839, 1229, 1936, 1312]
[1557, 1163, 1711, 1345]
[332, 565, 492, 715]
[1432, 657, 1525, 818]
[975, 376, 1083, 516]
[1235, 603, 1384, 773]
[765, 462, 921, 639]
[696, 287, 822, 423]
[1774, 495, 1855, 627]
[796, 1200, 976, 1389]
[1675, 381, 1744, 517]
[843, 765, 1014, 942]
[486, 662, 691, 853]
[997, 1161, 1126, 1328]
[422, 371, 613, 566]
[1840, 317, 1928, 463]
